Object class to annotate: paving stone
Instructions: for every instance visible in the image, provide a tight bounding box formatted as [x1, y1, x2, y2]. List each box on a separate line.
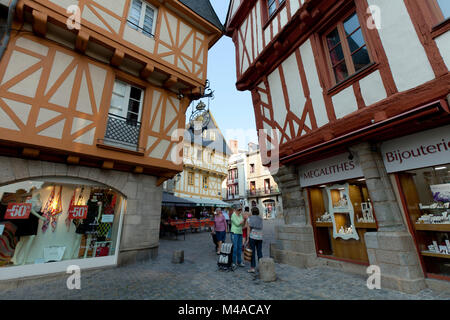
[1, 220, 449, 300]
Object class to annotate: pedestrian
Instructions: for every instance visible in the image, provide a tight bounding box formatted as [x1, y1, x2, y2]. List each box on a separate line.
[242, 207, 250, 250]
[212, 208, 227, 254]
[222, 209, 230, 233]
[230, 208, 245, 268]
[247, 206, 263, 273]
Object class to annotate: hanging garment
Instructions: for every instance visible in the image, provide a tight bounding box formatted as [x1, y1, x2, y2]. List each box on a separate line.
[75, 199, 99, 235]
[65, 189, 76, 231]
[41, 186, 63, 233]
[0, 204, 43, 238]
[0, 222, 18, 266]
[97, 195, 116, 239]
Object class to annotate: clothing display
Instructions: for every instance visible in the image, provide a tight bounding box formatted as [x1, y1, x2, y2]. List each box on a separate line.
[0, 222, 18, 266]
[41, 186, 63, 233]
[0, 179, 122, 271]
[0, 204, 44, 238]
[75, 199, 99, 235]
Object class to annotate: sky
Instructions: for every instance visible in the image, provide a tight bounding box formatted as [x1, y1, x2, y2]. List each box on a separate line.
[191, 0, 258, 151]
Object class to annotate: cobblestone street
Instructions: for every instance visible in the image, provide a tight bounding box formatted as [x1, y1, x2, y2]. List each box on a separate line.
[2, 219, 450, 300]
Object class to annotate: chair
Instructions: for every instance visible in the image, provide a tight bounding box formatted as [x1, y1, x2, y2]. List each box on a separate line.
[190, 218, 200, 232]
[174, 221, 187, 240]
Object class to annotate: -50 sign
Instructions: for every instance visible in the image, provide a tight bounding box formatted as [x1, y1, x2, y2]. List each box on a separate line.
[68, 206, 88, 219]
[5, 203, 32, 219]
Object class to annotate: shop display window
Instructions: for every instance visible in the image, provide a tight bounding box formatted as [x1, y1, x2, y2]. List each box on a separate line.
[397, 164, 450, 279]
[0, 179, 123, 268]
[308, 178, 377, 263]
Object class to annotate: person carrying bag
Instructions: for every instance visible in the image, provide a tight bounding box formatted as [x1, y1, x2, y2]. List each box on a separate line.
[247, 207, 263, 273]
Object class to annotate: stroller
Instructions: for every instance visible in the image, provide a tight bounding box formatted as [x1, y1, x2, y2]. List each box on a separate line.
[217, 242, 234, 271]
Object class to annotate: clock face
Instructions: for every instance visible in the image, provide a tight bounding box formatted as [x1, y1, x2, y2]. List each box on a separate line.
[189, 109, 210, 130]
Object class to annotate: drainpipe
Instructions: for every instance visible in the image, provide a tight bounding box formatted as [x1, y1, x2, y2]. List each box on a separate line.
[0, 0, 19, 61]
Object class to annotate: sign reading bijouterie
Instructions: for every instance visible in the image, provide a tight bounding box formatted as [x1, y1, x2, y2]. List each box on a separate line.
[381, 125, 450, 173]
[299, 153, 364, 187]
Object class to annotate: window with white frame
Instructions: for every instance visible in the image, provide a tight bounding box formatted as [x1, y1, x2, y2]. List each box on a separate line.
[110, 80, 144, 124]
[127, 0, 157, 37]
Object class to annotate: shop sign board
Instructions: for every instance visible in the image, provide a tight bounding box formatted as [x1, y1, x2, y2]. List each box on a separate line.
[101, 214, 114, 223]
[4, 203, 32, 219]
[299, 153, 364, 187]
[381, 125, 450, 173]
[68, 205, 88, 219]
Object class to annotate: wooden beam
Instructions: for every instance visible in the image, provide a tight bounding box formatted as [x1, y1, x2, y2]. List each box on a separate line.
[140, 63, 155, 79]
[67, 156, 80, 165]
[32, 10, 48, 37]
[22, 148, 39, 158]
[134, 166, 144, 174]
[164, 75, 178, 89]
[15, 1, 25, 22]
[110, 49, 124, 67]
[156, 177, 169, 187]
[75, 31, 90, 53]
[102, 161, 114, 169]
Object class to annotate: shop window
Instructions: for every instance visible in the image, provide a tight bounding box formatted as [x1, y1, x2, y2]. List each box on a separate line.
[0, 179, 123, 270]
[397, 164, 450, 279]
[308, 179, 377, 263]
[127, 0, 158, 38]
[323, 11, 372, 85]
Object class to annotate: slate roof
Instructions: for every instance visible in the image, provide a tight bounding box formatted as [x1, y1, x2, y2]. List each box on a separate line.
[179, 0, 224, 31]
[184, 111, 232, 156]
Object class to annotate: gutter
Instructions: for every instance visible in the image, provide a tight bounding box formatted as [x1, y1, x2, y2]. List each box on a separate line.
[0, 0, 18, 61]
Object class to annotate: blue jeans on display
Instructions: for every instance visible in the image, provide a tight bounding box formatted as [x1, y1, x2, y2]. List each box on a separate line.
[249, 238, 263, 268]
[231, 233, 243, 264]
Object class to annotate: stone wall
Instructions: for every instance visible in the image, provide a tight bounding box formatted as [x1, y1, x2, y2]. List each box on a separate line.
[0, 155, 162, 267]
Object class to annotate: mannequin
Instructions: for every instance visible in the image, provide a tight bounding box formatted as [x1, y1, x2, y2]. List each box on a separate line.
[81, 195, 101, 259]
[11, 192, 45, 265]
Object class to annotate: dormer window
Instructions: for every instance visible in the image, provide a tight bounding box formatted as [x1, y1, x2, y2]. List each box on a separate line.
[127, 0, 157, 38]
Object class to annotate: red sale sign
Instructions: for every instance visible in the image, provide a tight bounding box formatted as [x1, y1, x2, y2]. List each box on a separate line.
[5, 203, 32, 219]
[68, 205, 88, 219]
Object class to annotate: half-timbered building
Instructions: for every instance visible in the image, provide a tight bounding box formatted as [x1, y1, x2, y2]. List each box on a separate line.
[0, 0, 222, 282]
[226, 0, 450, 292]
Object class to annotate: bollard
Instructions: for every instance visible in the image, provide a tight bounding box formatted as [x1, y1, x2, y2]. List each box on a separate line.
[259, 258, 276, 282]
[172, 250, 184, 264]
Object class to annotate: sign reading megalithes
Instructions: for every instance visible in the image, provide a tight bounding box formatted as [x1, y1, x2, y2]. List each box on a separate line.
[381, 125, 450, 173]
[299, 153, 364, 187]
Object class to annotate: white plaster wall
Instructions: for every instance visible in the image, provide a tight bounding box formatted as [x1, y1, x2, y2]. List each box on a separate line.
[300, 40, 329, 127]
[359, 70, 387, 107]
[435, 31, 450, 71]
[367, 0, 435, 92]
[49, 0, 78, 9]
[332, 86, 358, 119]
[281, 52, 306, 122]
[123, 26, 156, 54]
[267, 68, 288, 138]
[290, 0, 300, 17]
[93, 0, 126, 16]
